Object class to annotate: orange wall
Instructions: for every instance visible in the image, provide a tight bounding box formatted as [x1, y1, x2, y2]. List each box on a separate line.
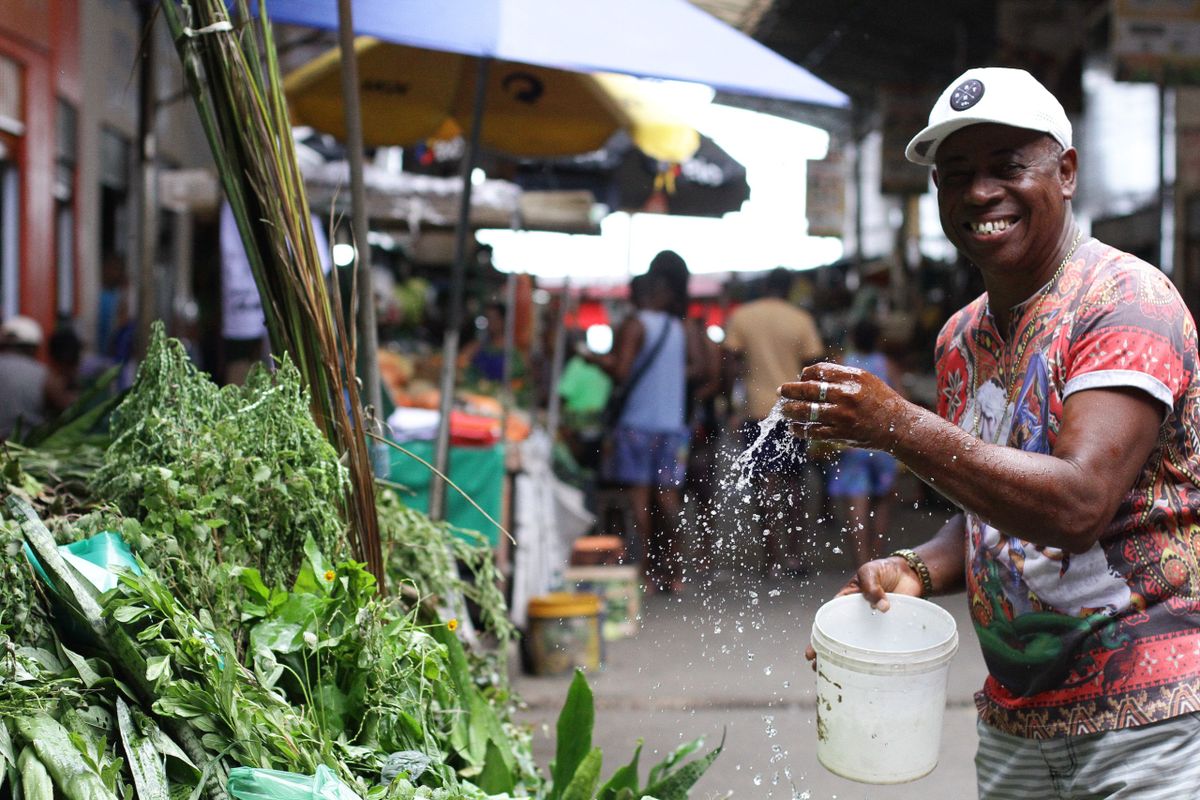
[0, 0, 80, 340]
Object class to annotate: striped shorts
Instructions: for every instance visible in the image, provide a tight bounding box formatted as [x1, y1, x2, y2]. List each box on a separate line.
[976, 713, 1200, 799]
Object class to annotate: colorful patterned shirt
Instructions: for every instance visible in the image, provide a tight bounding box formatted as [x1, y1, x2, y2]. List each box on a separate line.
[934, 237, 1200, 738]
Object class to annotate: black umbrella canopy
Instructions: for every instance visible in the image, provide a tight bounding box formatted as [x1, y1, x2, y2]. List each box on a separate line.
[511, 130, 749, 218]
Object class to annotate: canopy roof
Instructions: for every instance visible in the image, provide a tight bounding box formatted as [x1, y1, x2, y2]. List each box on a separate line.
[253, 0, 849, 107]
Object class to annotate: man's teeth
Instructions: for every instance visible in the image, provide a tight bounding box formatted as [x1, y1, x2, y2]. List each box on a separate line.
[971, 219, 1012, 235]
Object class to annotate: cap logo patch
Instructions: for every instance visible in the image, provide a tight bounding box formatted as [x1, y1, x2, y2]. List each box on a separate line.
[949, 79, 984, 111]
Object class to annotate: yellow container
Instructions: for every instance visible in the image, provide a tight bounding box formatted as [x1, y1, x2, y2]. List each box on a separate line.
[527, 592, 603, 675]
[564, 565, 641, 641]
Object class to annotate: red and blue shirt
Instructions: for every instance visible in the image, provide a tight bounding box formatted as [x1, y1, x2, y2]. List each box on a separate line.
[935, 237, 1200, 738]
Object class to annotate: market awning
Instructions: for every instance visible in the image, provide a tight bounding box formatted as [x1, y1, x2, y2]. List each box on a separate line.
[256, 0, 849, 107]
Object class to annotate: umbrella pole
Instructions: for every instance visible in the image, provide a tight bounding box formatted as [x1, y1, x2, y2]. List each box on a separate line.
[430, 56, 492, 521]
[545, 280, 570, 442]
[336, 0, 387, 475]
[500, 270, 517, 444]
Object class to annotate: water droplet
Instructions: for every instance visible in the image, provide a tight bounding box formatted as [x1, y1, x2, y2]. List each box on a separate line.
[753, 774, 763, 786]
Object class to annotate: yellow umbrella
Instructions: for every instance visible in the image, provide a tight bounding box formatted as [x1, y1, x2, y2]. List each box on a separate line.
[284, 37, 699, 162]
[593, 72, 701, 165]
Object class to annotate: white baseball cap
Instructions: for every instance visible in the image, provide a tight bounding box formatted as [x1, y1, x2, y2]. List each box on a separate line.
[1, 315, 43, 347]
[905, 67, 1072, 166]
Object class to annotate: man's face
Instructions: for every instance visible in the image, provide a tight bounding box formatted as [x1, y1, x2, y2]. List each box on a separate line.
[933, 124, 1077, 279]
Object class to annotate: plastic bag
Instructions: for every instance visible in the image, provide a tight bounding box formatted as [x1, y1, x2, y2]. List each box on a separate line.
[227, 765, 363, 800]
[24, 530, 142, 593]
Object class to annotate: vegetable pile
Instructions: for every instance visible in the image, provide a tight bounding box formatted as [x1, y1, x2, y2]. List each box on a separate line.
[0, 329, 719, 800]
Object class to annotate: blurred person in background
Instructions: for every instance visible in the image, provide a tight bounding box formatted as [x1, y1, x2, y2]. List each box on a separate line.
[723, 266, 825, 577]
[823, 317, 905, 566]
[97, 252, 133, 360]
[45, 322, 85, 412]
[459, 300, 527, 390]
[592, 271, 690, 593]
[558, 328, 612, 477]
[220, 200, 332, 385]
[647, 250, 724, 573]
[0, 316, 52, 439]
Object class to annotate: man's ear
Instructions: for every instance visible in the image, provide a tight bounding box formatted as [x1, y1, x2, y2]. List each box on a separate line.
[931, 168, 940, 189]
[1059, 147, 1078, 200]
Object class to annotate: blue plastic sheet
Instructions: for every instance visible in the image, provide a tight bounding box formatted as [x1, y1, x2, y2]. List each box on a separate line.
[24, 530, 142, 593]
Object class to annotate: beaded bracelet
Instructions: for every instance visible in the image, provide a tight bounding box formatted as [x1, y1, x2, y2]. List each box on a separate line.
[890, 548, 934, 598]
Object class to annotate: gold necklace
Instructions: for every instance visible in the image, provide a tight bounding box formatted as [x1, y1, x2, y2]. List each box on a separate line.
[969, 229, 1083, 443]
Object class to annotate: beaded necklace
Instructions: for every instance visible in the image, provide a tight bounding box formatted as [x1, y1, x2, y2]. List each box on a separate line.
[969, 229, 1083, 443]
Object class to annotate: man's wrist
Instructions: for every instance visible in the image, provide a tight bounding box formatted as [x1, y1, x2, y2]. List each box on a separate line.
[890, 548, 934, 598]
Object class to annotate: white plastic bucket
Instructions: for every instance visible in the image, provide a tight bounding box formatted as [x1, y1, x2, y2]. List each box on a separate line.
[810, 592, 959, 784]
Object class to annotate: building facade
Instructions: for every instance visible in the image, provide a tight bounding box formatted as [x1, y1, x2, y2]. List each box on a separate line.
[0, 0, 209, 351]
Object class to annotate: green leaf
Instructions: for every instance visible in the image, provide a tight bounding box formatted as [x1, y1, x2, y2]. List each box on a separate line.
[145, 655, 171, 684]
[116, 698, 169, 800]
[13, 714, 119, 800]
[597, 741, 641, 800]
[18, 747, 53, 800]
[550, 670, 594, 800]
[561, 748, 602, 800]
[136, 621, 166, 642]
[112, 605, 152, 624]
[252, 466, 271, 483]
[477, 740, 516, 795]
[641, 731, 724, 800]
[0, 722, 14, 770]
[297, 536, 331, 593]
[645, 738, 703, 788]
[57, 645, 104, 689]
[313, 682, 350, 737]
[237, 568, 270, 602]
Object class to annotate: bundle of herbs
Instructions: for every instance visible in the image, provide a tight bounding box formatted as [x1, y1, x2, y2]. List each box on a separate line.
[93, 326, 348, 647]
[155, 0, 382, 581]
[3, 496, 540, 800]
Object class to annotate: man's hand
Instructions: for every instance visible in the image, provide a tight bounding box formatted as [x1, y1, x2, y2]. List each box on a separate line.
[779, 362, 914, 452]
[803, 556, 926, 666]
[804, 516, 966, 667]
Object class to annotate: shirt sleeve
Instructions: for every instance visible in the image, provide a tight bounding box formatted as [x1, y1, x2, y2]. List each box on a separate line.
[1063, 258, 1196, 413]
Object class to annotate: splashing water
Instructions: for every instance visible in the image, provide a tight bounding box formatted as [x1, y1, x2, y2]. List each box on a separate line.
[730, 400, 810, 491]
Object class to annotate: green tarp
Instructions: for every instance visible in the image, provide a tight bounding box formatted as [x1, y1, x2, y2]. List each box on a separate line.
[387, 439, 505, 546]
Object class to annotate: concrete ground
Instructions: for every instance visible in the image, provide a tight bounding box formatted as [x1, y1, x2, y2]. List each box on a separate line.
[511, 469, 988, 799]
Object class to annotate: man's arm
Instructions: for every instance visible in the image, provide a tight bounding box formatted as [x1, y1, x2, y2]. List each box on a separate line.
[782, 366, 1162, 554]
[894, 386, 1159, 553]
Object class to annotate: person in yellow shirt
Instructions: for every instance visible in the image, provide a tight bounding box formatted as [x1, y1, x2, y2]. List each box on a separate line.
[723, 267, 825, 577]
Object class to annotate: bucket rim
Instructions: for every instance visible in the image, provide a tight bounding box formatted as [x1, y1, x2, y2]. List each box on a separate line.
[812, 592, 959, 661]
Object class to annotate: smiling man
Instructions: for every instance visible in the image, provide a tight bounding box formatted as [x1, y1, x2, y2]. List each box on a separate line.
[783, 67, 1200, 797]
